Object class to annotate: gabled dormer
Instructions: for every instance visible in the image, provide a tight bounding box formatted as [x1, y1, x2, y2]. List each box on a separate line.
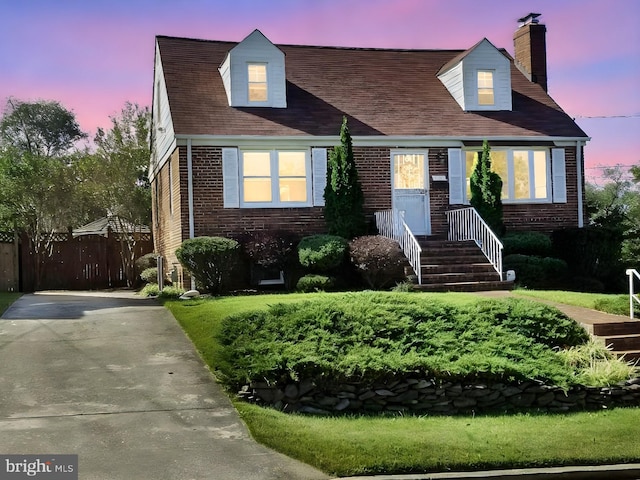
[437, 38, 512, 111]
[218, 29, 287, 108]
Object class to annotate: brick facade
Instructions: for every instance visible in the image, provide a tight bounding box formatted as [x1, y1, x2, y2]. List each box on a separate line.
[152, 144, 585, 284]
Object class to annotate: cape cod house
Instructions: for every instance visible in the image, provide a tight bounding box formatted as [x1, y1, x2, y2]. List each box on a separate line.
[149, 13, 589, 290]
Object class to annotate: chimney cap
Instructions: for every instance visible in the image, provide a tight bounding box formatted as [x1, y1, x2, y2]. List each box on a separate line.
[518, 13, 542, 26]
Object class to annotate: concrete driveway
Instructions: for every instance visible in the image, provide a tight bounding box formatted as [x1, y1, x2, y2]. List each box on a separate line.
[0, 291, 328, 480]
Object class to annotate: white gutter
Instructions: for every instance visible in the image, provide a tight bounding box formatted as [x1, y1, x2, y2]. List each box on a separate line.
[187, 138, 196, 290]
[187, 138, 195, 239]
[174, 134, 591, 148]
[577, 140, 585, 228]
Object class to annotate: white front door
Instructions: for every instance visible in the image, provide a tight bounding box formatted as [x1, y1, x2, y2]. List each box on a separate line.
[392, 151, 430, 235]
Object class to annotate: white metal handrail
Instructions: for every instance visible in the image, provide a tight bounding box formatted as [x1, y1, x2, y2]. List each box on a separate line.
[375, 209, 423, 284]
[626, 269, 640, 319]
[446, 207, 504, 281]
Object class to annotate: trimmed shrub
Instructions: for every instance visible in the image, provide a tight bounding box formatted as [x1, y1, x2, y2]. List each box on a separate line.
[349, 235, 407, 289]
[502, 231, 552, 256]
[135, 252, 157, 272]
[159, 286, 186, 299]
[175, 236, 240, 294]
[140, 267, 158, 284]
[217, 292, 590, 390]
[296, 274, 335, 292]
[503, 254, 568, 289]
[298, 234, 348, 272]
[552, 226, 624, 292]
[139, 283, 160, 297]
[472, 298, 590, 348]
[240, 230, 296, 269]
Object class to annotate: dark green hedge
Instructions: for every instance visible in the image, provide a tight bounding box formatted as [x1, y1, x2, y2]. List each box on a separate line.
[217, 293, 589, 390]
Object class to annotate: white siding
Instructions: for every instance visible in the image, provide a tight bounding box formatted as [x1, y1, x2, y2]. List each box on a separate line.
[220, 30, 287, 108]
[461, 39, 512, 111]
[219, 55, 232, 105]
[151, 41, 176, 177]
[438, 38, 512, 112]
[437, 63, 465, 110]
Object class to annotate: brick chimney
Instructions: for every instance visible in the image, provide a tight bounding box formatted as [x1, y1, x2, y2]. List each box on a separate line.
[513, 13, 548, 92]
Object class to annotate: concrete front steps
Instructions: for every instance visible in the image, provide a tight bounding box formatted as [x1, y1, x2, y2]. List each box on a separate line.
[412, 239, 514, 292]
[592, 321, 640, 363]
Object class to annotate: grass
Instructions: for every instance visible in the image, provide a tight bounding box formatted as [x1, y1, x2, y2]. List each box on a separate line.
[165, 291, 640, 476]
[237, 403, 640, 476]
[515, 289, 632, 316]
[0, 292, 21, 316]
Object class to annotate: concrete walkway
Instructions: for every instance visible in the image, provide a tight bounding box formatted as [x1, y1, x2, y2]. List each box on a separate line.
[0, 291, 328, 480]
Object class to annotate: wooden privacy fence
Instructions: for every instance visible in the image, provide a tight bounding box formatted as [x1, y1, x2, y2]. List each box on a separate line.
[18, 231, 153, 292]
[0, 232, 20, 291]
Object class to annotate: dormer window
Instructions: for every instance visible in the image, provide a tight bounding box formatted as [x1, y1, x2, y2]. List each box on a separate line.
[248, 63, 268, 102]
[477, 71, 495, 105]
[437, 38, 512, 111]
[219, 29, 287, 108]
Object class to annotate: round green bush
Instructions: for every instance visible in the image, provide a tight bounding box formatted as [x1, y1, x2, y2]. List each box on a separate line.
[140, 267, 158, 284]
[297, 234, 347, 272]
[139, 283, 160, 297]
[503, 254, 568, 289]
[175, 236, 240, 294]
[502, 232, 552, 256]
[135, 252, 157, 271]
[296, 274, 335, 292]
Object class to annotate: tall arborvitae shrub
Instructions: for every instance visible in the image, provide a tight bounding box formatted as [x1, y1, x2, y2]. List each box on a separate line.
[470, 140, 505, 235]
[324, 116, 367, 239]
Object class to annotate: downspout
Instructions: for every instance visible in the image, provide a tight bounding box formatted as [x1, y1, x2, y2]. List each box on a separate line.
[187, 138, 196, 289]
[576, 140, 584, 228]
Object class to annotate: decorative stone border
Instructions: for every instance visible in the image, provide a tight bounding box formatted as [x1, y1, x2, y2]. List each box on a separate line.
[238, 376, 640, 415]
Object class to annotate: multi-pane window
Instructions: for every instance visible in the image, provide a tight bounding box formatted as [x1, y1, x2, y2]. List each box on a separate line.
[241, 150, 310, 206]
[465, 149, 549, 202]
[247, 63, 268, 102]
[477, 70, 495, 105]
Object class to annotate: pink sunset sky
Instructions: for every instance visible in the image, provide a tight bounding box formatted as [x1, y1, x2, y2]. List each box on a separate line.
[1, 0, 638, 184]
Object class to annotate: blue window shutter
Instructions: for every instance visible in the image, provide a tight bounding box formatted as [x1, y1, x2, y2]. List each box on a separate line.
[552, 148, 567, 203]
[222, 148, 239, 208]
[312, 148, 327, 206]
[448, 148, 464, 204]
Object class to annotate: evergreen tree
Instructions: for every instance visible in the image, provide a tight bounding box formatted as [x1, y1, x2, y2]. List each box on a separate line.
[324, 116, 366, 238]
[470, 140, 504, 235]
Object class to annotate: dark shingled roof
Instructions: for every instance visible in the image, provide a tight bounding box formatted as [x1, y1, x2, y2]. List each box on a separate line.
[156, 35, 588, 139]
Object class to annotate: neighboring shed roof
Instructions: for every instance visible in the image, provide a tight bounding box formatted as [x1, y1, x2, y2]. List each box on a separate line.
[73, 217, 151, 237]
[156, 35, 588, 139]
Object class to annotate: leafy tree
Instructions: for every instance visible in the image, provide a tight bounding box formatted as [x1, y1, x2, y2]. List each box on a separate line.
[85, 102, 152, 285]
[0, 98, 85, 157]
[324, 116, 366, 238]
[586, 165, 640, 268]
[469, 140, 504, 235]
[0, 99, 87, 289]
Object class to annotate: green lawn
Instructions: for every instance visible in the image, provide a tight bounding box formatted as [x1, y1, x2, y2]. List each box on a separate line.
[0, 292, 21, 316]
[514, 290, 632, 316]
[237, 403, 640, 476]
[165, 291, 640, 477]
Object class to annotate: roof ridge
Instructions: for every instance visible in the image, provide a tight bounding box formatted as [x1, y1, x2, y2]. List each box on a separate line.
[156, 34, 471, 54]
